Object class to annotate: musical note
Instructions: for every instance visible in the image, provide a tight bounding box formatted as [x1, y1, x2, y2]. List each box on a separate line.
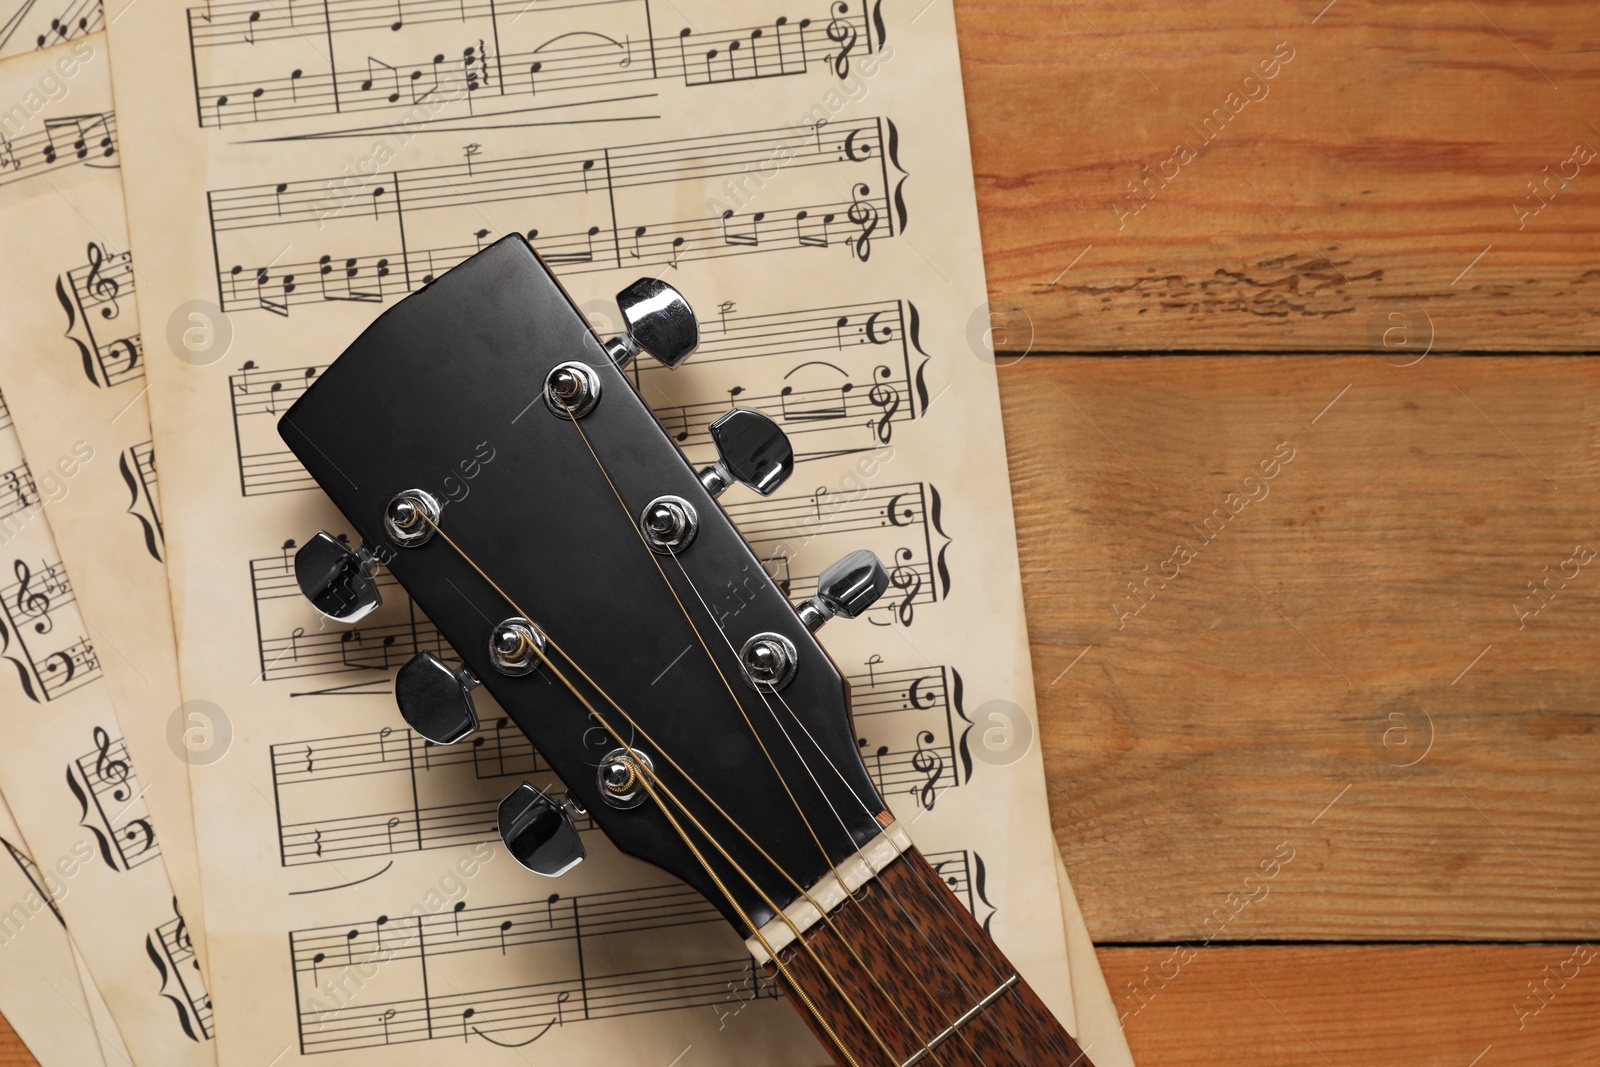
[359, 56, 400, 103]
[720, 208, 763, 247]
[208, 119, 900, 314]
[288, 850, 976, 1051]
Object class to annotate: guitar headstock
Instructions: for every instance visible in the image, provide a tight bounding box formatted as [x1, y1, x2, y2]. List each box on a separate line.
[279, 235, 891, 936]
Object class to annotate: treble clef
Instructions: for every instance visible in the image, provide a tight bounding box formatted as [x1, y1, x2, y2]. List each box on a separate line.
[92, 725, 132, 800]
[908, 730, 943, 811]
[826, 2, 857, 78]
[83, 242, 121, 319]
[14, 559, 53, 634]
[887, 548, 920, 626]
[867, 365, 899, 444]
[847, 183, 878, 263]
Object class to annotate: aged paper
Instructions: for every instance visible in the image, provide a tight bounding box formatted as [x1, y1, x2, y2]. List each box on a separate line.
[0, 790, 113, 1067]
[0, 82, 212, 981]
[0, 0, 100, 62]
[105, 0, 1077, 1063]
[1057, 854, 1136, 1067]
[0, 380, 214, 1067]
[0, 35, 215, 1067]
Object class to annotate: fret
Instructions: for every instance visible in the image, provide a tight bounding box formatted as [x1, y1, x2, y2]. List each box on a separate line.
[769, 845, 1092, 1067]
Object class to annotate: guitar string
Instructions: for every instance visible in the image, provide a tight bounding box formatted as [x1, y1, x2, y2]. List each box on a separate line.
[545, 383, 1071, 1063]
[657, 548, 1039, 1067]
[414, 491, 1065, 1064]
[535, 392, 928, 1062]
[546, 401, 999, 1063]
[763, 680, 1084, 1065]
[414, 511, 888, 1067]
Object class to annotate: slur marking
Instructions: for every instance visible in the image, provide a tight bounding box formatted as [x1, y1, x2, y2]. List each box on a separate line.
[899, 973, 1020, 1067]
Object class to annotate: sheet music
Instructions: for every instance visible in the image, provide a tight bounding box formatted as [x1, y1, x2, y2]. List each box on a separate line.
[106, 1, 1079, 1062]
[0, 0, 100, 61]
[0, 386, 215, 1067]
[0, 34, 216, 1067]
[0, 41, 114, 197]
[0, 790, 116, 1067]
[0, 59, 212, 983]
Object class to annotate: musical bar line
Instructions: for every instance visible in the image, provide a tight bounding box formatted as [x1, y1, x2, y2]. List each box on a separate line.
[271, 660, 963, 866]
[188, 0, 881, 130]
[208, 116, 908, 315]
[289, 847, 977, 1053]
[227, 296, 932, 495]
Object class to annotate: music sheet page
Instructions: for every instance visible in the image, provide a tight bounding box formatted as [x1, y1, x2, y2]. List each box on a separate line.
[0, 34, 216, 1067]
[104, 1, 1079, 1062]
[0, 0, 100, 61]
[0, 379, 214, 1067]
[1057, 856, 1136, 1067]
[0, 792, 114, 1067]
[0, 105, 214, 982]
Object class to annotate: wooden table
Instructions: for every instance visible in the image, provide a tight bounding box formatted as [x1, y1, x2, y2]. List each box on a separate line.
[972, 1, 1600, 1063]
[5, 1, 1598, 1063]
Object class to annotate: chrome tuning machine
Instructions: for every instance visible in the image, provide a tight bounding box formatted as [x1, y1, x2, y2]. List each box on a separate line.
[497, 782, 586, 876]
[395, 652, 480, 745]
[602, 278, 699, 370]
[797, 550, 889, 631]
[293, 531, 382, 622]
[698, 408, 794, 498]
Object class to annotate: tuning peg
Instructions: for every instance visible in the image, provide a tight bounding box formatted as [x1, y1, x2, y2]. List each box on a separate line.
[697, 408, 793, 498]
[497, 782, 586, 877]
[294, 531, 382, 622]
[797, 550, 889, 631]
[602, 278, 699, 369]
[395, 652, 480, 745]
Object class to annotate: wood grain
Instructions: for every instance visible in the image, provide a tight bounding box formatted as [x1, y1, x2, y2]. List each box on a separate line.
[1103, 943, 1600, 1066]
[1007, 355, 1600, 942]
[956, 0, 1600, 351]
[771, 846, 1089, 1065]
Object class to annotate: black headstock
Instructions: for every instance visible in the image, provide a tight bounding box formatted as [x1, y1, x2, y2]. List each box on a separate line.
[278, 235, 890, 936]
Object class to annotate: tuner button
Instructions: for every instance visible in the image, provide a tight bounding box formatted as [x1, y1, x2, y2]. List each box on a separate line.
[604, 278, 698, 369]
[395, 652, 479, 745]
[498, 782, 586, 877]
[489, 617, 546, 677]
[294, 531, 382, 622]
[796, 550, 889, 631]
[697, 409, 794, 498]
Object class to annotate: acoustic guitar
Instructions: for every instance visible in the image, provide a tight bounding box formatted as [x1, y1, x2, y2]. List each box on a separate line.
[278, 234, 1093, 1067]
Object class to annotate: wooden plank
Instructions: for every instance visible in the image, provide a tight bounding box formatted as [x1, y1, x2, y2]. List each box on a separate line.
[1103, 943, 1600, 1065]
[956, 0, 1600, 351]
[1007, 355, 1600, 940]
[0, 1031, 33, 1067]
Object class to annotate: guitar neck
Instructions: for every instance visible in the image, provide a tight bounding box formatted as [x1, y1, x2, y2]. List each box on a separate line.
[770, 845, 1094, 1067]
